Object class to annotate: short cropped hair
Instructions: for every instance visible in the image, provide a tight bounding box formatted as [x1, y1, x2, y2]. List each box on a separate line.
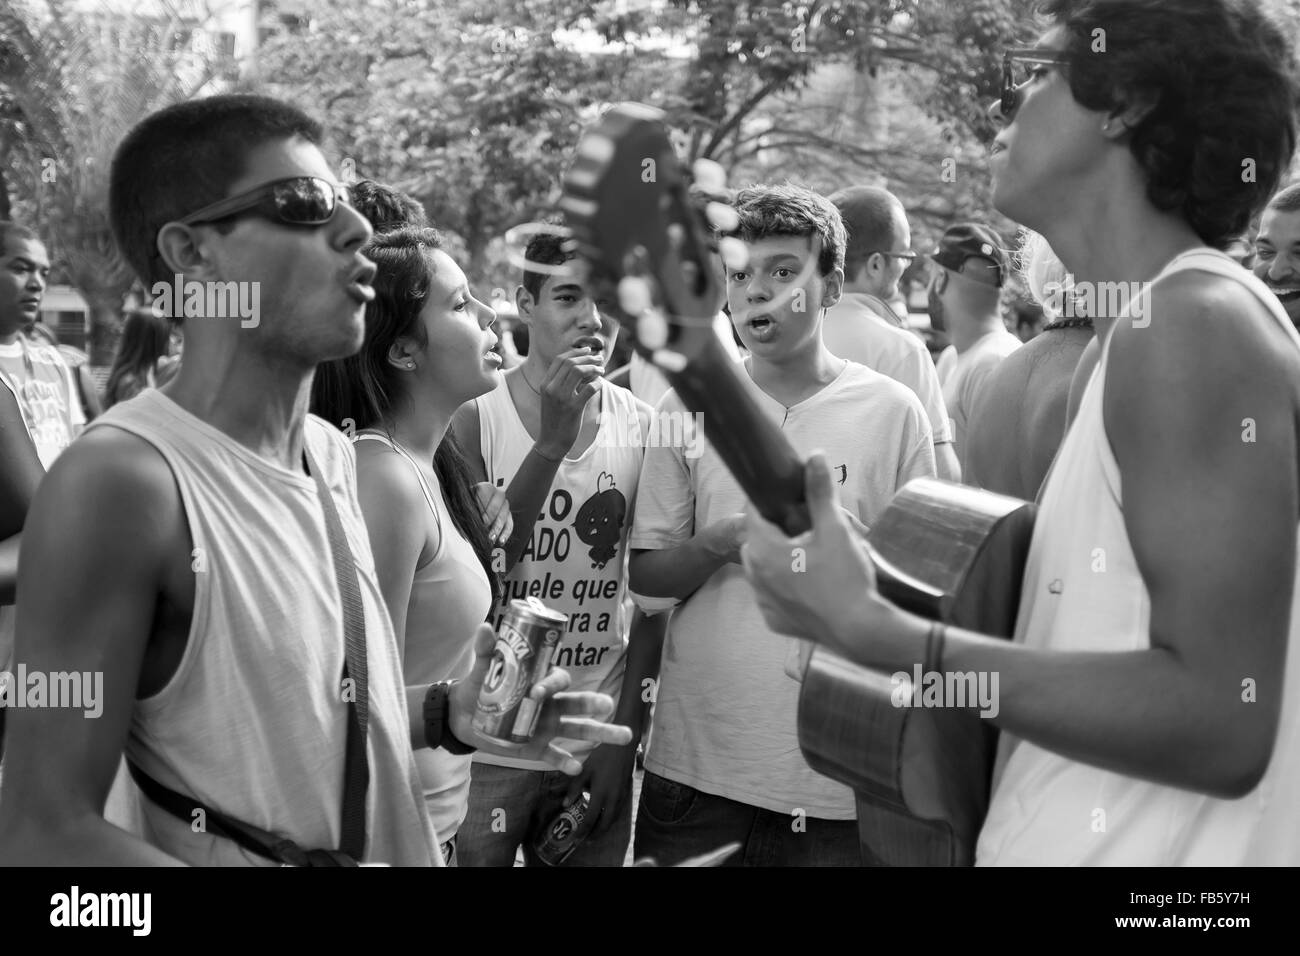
[109, 94, 324, 287]
[1039, 0, 1298, 247]
[521, 230, 571, 302]
[1267, 182, 1300, 214]
[829, 186, 907, 280]
[0, 221, 41, 252]
[732, 183, 846, 276]
[350, 179, 429, 232]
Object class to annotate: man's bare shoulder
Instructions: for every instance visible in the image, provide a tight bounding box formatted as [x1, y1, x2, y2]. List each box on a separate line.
[1114, 270, 1300, 397]
[34, 425, 182, 551]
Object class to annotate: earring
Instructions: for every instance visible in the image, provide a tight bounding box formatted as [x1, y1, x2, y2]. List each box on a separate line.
[405, 362, 416, 370]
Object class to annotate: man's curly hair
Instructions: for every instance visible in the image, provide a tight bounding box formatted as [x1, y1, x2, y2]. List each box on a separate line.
[1039, 0, 1299, 247]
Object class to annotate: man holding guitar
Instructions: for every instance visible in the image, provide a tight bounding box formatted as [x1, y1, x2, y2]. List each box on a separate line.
[628, 183, 936, 865]
[742, 0, 1300, 865]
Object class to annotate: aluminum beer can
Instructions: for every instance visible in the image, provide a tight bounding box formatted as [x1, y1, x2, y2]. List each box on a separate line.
[473, 597, 568, 742]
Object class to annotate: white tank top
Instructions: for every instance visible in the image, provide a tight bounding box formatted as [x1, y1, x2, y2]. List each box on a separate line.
[473, 376, 650, 770]
[89, 391, 440, 866]
[977, 249, 1300, 865]
[353, 431, 491, 841]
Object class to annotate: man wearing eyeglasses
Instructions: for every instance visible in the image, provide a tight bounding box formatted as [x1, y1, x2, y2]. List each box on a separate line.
[826, 187, 960, 482]
[0, 94, 629, 866]
[928, 224, 1020, 473]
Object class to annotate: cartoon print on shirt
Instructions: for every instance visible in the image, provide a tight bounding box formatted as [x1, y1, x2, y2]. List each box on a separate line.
[573, 471, 627, 569]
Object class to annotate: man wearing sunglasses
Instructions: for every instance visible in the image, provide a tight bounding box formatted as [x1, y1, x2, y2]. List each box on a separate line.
[928, 223, 1019, 473]
[0, 93, 629, 867]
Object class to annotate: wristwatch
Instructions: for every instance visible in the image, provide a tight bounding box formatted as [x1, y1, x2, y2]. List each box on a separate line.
[423, 681, 477, 755]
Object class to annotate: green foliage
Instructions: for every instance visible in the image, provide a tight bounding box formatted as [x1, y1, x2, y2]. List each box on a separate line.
[1, 0, 236, 361]
[255, 0, 1027, 290]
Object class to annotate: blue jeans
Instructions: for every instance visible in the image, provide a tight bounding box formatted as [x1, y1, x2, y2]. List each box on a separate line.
[458, 762, 632, 867]
[633, 772, 862, 866]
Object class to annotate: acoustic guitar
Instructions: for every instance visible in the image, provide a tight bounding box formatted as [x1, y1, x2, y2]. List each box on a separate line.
[797, 480, 1034, 866]
[560, 104, 1035, 866]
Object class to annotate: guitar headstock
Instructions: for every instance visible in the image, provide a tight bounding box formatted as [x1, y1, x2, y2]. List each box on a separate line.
[560, 103, 725, 367]
[559, 102, 811, 538]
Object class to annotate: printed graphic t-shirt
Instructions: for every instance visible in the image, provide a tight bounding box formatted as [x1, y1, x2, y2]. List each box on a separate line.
[630, 361, 937, 818]
[0, 339, 84, 469]
[0, 338, 85, 671]
[473, 376, 651, 771]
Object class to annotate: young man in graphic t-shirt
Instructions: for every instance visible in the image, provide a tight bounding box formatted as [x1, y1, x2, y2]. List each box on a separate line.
[452, 232, 668, 866]
[0, 222, 84, 692]
[628, 184, 936, 866]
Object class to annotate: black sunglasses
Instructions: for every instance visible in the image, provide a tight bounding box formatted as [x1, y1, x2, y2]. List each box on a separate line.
[179, 176, 351, 228]
[872, 249, 918, 263]
[1002, 48, 1070, 118]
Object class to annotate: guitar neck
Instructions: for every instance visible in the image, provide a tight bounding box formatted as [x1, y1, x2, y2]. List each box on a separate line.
[652, 334, 810, 537]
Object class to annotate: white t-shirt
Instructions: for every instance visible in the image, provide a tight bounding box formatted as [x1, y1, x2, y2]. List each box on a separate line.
[823, 293, 953, 445]
[935, 345, 957, 388]
[473, 376, 651, 771]
[629, 361, 936, 818]
[941, 328, 1021, 466]
[977, 250, 1300, 865]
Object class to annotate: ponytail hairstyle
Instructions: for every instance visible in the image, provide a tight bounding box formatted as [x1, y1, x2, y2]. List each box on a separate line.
[312, 226, 500, 603]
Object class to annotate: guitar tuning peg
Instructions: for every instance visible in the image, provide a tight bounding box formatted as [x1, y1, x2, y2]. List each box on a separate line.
[652, 348, 687, 373]
[618, 276, 652, 316]
[638, 310, 669, 350]
[705, 201, 739, 233]
[692, 158, 727, 193]
[718, 236, 750, 272]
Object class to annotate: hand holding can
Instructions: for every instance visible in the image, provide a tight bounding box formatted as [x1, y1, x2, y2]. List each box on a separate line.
[472, 597, 568, 743]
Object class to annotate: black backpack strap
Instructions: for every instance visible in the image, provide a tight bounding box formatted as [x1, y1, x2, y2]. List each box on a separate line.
[126, 761, 357, 867]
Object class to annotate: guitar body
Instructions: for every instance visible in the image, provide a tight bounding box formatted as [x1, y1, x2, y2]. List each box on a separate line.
[797, 479, 1035, 866]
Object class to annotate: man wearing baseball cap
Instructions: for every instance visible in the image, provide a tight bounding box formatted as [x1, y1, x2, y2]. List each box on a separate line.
[927, 223, 1020, 473]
